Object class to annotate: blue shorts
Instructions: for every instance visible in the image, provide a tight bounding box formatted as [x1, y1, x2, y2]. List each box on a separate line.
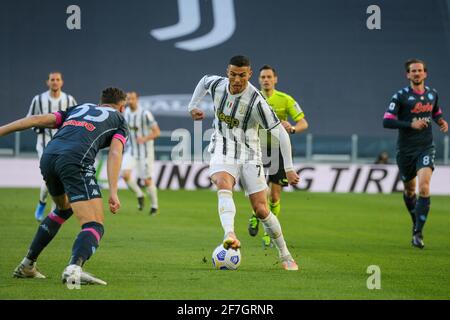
[40, 153, 102, 203]
[396, 147, 435, 182]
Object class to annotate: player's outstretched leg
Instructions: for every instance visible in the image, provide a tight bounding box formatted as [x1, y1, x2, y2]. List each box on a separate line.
[250, 191, 298, 271]
[62, 199, 107, 285]
[260, 212, 298, 270]
[34, 182, 49, 222]
[217, 190, 240, 249]
[262, 184, 282, 248]
[14, 195, 73, 279]
[62, 221, 106, 285]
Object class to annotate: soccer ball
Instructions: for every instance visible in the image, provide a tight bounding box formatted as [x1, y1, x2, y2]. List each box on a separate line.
[212, 244, 241, 270]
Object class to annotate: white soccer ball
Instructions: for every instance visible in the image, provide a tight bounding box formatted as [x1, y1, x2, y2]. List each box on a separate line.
[212, 244, 241, 270]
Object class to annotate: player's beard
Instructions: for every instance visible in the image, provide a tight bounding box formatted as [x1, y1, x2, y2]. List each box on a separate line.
[412, 78, 423, 86]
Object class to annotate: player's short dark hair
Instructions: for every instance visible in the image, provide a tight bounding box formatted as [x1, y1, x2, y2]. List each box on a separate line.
[48, 71, 63, 79]
[405, 59, 427, 72]
[229, 55, 251, 67]
[259, 65, 277, 76]
[101, 87, 127, 104]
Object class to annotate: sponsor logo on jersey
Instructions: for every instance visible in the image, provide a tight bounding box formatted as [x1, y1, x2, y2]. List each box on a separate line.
[408, 96, 416, 101]
[411, 102, 433, 114]
[62, 120, 96, 132]
[218, 111, 240, 128]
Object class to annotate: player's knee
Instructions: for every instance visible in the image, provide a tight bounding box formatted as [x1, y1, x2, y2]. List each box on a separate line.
[122, 172, 131, 181]
[213, 178, 233, 190]
[418, 184, 430, 197]
[253, 202, 269, 219]
[404, 189, 416, 198]
[54, 194, 71, 210]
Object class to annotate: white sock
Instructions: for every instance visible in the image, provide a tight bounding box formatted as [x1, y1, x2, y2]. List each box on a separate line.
[217, 190, 236, 236]
[147, 184, 158, 208]
[39, 183, 48, 204]
[21, 257, 34, 266]
[261, 212, 291, 258]
[125, 179, 144, 198]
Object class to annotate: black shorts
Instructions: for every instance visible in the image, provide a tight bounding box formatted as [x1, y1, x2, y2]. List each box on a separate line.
[263, 148, 288, 187]
[396, 147, 436, 182]
[39, 153, 102, 203]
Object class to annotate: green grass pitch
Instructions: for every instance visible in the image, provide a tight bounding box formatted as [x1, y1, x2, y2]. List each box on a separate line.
[0, 188, 449, 299]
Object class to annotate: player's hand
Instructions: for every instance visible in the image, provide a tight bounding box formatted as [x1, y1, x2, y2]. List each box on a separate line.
[411, 119, 428, 130]
[438, 119, 448, 133]
[281, 121, 292, 132]
[109, 193, 121, 214]
[190, 108, 205, 121]
[286, 170, 300, 186]
[136, 136, 146, 144]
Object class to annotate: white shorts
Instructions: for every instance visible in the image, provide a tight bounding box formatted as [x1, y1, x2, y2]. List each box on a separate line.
[122, 152, 154, 179]
[37, 143, 45, 159]
[209, 155, 268, 196]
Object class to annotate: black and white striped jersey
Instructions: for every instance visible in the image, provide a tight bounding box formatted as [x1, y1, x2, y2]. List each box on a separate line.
[124, 106, 157, 160]
[27, 90, 77, 152]
[188, 75, 281, 163]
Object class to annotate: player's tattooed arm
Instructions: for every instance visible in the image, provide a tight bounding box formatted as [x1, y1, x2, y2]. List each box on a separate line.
[0, 114, 57, 137]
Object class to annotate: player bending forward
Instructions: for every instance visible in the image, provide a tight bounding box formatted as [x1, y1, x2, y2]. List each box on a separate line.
[188, 55, 300, 270]
[0, 87, 129, 285]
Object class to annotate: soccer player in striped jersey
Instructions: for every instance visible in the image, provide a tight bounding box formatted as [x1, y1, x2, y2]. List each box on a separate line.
[27, 72, 77, 221]
[383, 59, 448, 248]
[121, 92, 160, 215]
[248, 65, 309, 247]
[188, 55, 300, 270]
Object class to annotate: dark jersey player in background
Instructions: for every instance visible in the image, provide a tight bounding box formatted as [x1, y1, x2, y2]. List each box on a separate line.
[0, 87, 129, 285]
[383, 59, 448, 249]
